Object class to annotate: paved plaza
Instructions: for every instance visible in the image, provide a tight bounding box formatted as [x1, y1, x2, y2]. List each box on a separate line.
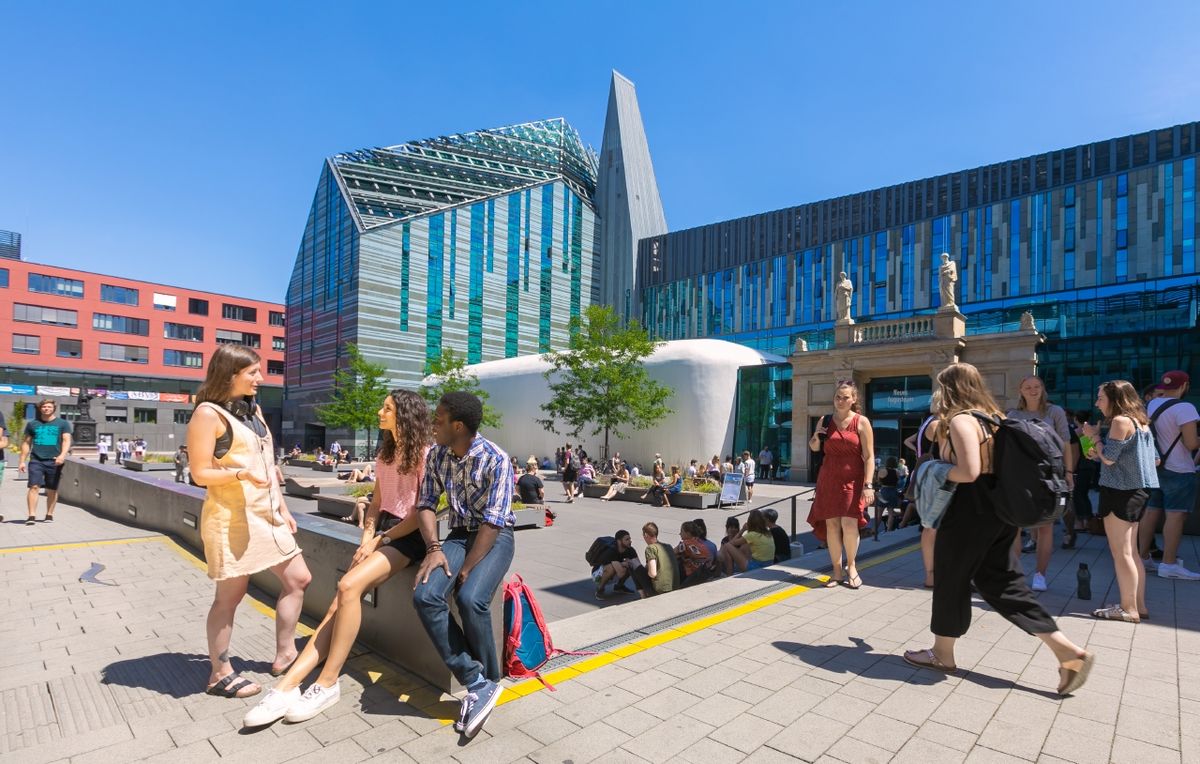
[2, 467, 1200, 763]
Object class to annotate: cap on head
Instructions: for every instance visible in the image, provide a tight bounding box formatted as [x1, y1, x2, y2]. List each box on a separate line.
[1155, 370, 1190, 390]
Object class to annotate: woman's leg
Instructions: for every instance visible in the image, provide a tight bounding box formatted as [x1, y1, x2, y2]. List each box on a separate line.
[726, 540, 750, 574]
[313, 548, 408, 687]
[207, 576, 254, 688]
[825, 518, 844, 579]
[274, 596, 339, 692]
[1035, 525, 1053, 575]
[269, 555, 313, 671]
[921, 528, 937, 587]
[841, 516, 862, 582]
[1103, 514, 1141, 616]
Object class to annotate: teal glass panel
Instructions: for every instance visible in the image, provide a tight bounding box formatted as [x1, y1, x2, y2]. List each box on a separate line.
[468, 203, 484, 363]
[425, 214, 445, 369]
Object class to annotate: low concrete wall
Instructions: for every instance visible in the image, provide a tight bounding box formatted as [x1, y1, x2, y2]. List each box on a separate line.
[57, 458, 502, 693]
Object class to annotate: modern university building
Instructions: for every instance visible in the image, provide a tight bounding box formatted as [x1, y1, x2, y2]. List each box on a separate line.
[637, 123, 1200, 477]
[283, 73, 666, 450]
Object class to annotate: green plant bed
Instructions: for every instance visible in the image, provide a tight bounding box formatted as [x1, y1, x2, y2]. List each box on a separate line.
[346, 482, 375, 499]
[142, 453, 175, 463]
[682, 478, 720, 494]
[628, 476, 653, 488]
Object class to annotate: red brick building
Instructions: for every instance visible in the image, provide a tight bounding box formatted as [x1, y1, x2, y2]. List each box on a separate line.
[0, 257, 286, 451]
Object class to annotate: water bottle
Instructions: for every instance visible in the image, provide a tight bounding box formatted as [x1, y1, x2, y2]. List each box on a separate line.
[1076, 563, 1091, 600]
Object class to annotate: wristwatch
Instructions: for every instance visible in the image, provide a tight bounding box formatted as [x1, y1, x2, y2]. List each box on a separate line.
[379, 535, 392, 546]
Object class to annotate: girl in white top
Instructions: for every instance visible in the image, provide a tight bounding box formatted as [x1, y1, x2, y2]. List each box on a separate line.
[1006, 376, 1075, 592]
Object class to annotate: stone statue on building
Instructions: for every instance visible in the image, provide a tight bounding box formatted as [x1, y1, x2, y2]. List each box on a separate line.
[938, 253, 958, 312]
[835, 271, 853, 324]
[1019, 310, 1037, 332]
[794, 337, 808, 353]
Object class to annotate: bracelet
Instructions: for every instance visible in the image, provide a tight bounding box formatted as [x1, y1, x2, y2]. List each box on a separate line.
[235, 469, 244, 481]
[426, 542, 443, 553]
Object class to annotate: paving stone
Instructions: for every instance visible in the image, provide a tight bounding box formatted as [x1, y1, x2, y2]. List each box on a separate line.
[634, 686, 705, 721]
[556, 686, 642, 728]
[141, 739, 220, 763]
[681, 693, 751, 728]
[846, 712, 916, 752]
[914, 720, 979, 753]
[620, 714, 714, 761]
[589, 749, 651, 764]
[1039, 711, 1115, 763]
[167, 713, 236, 748]
[70, 729, 176, 764]
[350, 717, 420, 756]
[892, 736, 969, 764]
[975, 715, 1051, 761]
[809, 691, 876, 726]
[289, 737, 370, 763]
[218, 729, 324, 763]
[826, 735, 894, 763]
[764, 711, 849, 761]
[529, 721, 629, 764]
[745, 686, 824, 726]
[667, 735, 747, 764]
[452, 728, 543, 764]
[604, 706, 662, 737]
[1116, 704, 1180, 748]
[518, 713, 581, 746]
[707, 712, 783, 754]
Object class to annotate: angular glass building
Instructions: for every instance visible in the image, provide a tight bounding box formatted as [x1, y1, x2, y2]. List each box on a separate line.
[639, 122, 1200, 420]
[283, 119, 599, 449]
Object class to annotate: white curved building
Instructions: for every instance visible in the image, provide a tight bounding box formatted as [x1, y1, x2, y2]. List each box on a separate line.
[425, 339, 784, 470]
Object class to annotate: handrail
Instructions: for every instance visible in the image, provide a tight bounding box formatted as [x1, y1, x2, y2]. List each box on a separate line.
[724, 487, 814, 542]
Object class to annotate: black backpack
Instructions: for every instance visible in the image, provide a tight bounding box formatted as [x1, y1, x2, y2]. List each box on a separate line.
[970, 412, 1069, 528]
[585, 536, 616, 567]
[1149, 399, 1185, 465]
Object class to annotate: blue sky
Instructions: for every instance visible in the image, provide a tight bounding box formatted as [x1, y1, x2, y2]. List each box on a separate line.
[2, 1, 1198, 303]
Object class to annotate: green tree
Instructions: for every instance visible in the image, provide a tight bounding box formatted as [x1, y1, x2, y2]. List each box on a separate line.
[7, 401, 25, 453]
[421, 348, 502, 430]
[317, 344, 390, 456]
[537, 305, 672, 459]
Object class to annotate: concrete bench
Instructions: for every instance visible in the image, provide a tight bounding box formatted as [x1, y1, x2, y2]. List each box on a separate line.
[581, 483, 720, 508]
[56, 458, 499, 693]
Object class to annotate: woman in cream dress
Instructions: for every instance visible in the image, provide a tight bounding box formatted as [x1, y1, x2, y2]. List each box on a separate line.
[188, 344, 311, 698]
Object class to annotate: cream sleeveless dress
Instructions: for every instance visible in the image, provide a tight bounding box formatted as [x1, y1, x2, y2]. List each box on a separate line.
[198, 402, 301, 580]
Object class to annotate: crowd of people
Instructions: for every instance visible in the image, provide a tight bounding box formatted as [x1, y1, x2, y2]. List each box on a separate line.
[588, 506, 794, 599]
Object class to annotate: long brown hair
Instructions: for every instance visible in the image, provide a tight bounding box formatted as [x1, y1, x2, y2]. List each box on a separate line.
[936, 362, 1003, 431]
[834, 379, 862, 413]
[195, 345, 261, 407]
[377, 389, 431, 473]
[1099, 380, 1149, 427]
[1016, 375, 1050, 415]
[745, 508, 767, 535]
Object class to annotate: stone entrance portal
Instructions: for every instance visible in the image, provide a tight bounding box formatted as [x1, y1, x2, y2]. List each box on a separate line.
[789, 310, 1042, 481]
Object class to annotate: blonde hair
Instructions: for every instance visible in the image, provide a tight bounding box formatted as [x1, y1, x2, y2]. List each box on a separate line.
[1016, 375, 1049, 415]
[936, 362, 1003, 432]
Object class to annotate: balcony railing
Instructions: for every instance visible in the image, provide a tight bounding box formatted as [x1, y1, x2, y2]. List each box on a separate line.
[852, 316, 935, 344]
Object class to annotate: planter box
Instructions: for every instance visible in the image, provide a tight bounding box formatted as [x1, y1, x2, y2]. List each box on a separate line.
[513, 505, 546, 529]
[123, 459, 176, 472]
[311, 463, 335, 472]
[283, 477, 349, 499]
[670, 491, 721, 509]
[316, 494, 359, 519]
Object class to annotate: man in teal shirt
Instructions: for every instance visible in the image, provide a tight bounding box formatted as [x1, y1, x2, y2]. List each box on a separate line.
[19, 399, 72, 525]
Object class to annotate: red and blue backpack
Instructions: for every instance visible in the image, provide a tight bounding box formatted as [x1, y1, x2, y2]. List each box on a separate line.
[503, 574, 588, 689]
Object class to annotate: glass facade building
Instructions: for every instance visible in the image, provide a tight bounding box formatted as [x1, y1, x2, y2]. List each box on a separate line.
[284, 119, 600, 448]
[640, 122, 1200, 423]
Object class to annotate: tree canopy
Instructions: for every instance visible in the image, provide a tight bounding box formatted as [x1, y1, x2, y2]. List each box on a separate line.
[317, 343, 390, 455]
[420, 348, 502, 430]
[537, 305, 672, 459]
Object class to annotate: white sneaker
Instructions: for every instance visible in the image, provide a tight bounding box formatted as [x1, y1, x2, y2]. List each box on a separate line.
[283, 681, 341, 723]
[1143, 558, 1158, 573]
[243, 687, 300, 727]
[1158, 562, 1200, 580]
[1031, 572, 1048, 592]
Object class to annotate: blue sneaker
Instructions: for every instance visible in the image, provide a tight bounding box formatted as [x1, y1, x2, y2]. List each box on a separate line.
[462, 679, 501, 738]
[454, 694, 469, 733]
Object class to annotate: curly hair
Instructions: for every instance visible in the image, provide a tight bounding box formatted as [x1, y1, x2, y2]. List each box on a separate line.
[377, 389, 432, 474]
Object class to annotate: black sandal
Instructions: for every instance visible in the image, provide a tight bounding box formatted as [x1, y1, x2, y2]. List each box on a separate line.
[205, 672, 261, 698]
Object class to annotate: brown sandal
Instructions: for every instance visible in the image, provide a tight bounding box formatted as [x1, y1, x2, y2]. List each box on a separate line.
[1057, 652, 1095, 696]
[205, 672, 261, 698]
[902, 648, 957, 673]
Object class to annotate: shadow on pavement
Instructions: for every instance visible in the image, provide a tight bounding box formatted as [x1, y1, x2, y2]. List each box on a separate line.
[101, 652, 217, 698]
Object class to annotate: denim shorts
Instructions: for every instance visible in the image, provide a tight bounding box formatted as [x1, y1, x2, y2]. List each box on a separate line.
[27, 459, 63, 490]
[1147, 468, 1198, 513]
[746, 558, 771, 571]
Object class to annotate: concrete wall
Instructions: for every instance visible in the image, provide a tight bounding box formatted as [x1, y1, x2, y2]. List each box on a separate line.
[56, 458, 501, 693]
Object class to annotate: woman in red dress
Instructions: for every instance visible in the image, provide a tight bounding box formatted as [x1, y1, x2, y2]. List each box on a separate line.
[808, 381, 875, 589]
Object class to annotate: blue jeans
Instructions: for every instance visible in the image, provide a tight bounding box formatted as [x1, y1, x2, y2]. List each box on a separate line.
[413, 526, 515, 686]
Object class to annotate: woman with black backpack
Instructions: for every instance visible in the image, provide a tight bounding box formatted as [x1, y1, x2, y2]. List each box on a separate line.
[903, 363, 1094, 696]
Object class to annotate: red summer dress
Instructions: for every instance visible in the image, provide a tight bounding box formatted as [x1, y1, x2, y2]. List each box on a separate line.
[808, 413, 868, 540]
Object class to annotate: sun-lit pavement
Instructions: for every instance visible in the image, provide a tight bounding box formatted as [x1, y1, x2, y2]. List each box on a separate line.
[3, 463, 1199, 762]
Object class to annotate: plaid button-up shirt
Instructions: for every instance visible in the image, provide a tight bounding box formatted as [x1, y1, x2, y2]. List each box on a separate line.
[417, 435, 515, 531]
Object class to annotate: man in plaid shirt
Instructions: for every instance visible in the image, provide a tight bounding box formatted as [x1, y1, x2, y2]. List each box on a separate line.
[413, 392, 515, 739]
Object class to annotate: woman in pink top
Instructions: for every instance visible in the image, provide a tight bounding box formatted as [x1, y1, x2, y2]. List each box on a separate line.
[244, 389, 432, 727]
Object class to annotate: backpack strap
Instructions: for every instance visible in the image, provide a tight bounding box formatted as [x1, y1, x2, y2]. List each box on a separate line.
[1149, 399, 1185, 463]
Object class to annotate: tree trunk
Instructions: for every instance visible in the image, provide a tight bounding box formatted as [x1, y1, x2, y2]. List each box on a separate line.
[603, 427, 610, 463]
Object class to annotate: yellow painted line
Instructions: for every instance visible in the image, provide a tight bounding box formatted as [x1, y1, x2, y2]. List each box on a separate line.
[498, 541, 921, 707]
[0, 536, 162, 555]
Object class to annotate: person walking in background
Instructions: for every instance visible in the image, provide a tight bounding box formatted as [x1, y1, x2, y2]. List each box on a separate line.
[741, 450, 757, 501]
[560, 442, 578, 503]
[758, 446, 773, 480]
[807, 381, 875, 589]
[1139, 371, 1200, 579]
[244, 390, 432, 726]
[1071, 409, 1099, 537]
[97, 437, 109, 465]
[18, 399, 73, 525]
[875, 456, 904, 532]
[117, 437, 131, 465]
[1078, 381, 1158, 622]
[411, 392, 515, 738]
[1006, 376, 1074, 592]
[174, 444, 190, 484]
[188, 345, 311, 700]
[903, 363, 1094, 696]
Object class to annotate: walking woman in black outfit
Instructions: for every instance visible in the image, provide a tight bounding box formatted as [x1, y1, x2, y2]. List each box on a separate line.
[903, 363, 1095, 696]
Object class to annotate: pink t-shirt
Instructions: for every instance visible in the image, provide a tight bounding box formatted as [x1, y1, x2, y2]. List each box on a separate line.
[376, 445, 429, 519]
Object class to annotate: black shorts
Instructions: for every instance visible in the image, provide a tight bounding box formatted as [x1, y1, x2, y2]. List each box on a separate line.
[562, 465, 578, 482]
[27, 460, 64, 490]
[378, 523, 426, 565]
[1098, 487, 1149, 523]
